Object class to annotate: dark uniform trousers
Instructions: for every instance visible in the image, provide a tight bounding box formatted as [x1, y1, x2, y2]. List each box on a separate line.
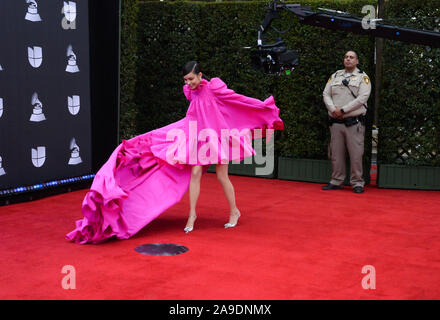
[329, 122, 365, 187]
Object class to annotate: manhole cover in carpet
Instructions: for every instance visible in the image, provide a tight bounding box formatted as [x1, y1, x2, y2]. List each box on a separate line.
[134, 243, 189, 256]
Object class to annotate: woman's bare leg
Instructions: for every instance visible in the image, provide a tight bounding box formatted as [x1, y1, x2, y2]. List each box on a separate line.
[186, 165, 203, 230]
[215, 164, 241, 226]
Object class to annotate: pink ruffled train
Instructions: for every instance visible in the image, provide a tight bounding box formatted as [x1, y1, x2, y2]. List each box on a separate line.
[66, 78, 284, 244]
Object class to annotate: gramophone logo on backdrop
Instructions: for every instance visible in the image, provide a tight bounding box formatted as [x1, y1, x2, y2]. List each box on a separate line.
[0, 98, 3, 118]
[68, 138, 82, 165]
[25, 0, 42, 22]
[31, 146, 46, 168]
[66, 45, 80, 73]
[68, 95, 80, 115]
[0, 156, 5, 176]
[30, 93, 46, 122]
[62, 1, 77, 30]
[0, 64, 3, 71]
[28, 46, 43, 68]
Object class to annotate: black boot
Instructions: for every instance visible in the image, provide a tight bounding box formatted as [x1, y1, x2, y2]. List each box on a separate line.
[321, 183, 344, 190]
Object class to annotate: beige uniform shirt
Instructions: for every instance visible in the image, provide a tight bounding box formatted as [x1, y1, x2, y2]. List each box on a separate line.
[323, 68, 371, 118]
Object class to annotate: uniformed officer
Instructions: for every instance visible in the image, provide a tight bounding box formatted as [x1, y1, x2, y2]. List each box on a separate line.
[322, 50, 372, 193]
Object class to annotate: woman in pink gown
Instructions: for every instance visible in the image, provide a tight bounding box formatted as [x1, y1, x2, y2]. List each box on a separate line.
[66, 61, 284, 244]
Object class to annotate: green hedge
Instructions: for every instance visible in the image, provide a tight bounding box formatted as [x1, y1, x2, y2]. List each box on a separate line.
[121, 0, 376, 165]
[119, 0, 140, 139]
[134, 1, 273, 136]
[378, 0, 440, 166]
[260, 0, 376, 159]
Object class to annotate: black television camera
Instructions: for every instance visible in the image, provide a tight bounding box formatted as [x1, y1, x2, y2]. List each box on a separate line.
[251, 1, 440, 76]
[251, 40, 299, 76]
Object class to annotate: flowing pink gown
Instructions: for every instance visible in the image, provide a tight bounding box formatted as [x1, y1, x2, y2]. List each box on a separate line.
[66, 78, 284, 244]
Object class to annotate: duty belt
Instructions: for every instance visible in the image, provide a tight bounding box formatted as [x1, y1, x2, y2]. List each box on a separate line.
[329, 115, 366, 127]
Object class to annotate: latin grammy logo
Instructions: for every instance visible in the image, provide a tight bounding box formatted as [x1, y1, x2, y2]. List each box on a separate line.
[68, 138, 82, 165]
[30, 93, 46, 122]
[66, 45, 79, 73]
[0, 156, 5, 176]
[61, 1, 77, 30]
[28, 46, 43, 68]
[63, 2, 77, 23]
[25, 0, 42, 22]
[31, 146, 46, 168]
[0, 98, 3, 118]
[68, 95, 80, 115]
[0, 64, 3, 71]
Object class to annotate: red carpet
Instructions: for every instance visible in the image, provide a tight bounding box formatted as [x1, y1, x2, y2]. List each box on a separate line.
[1, 172, 439, 300]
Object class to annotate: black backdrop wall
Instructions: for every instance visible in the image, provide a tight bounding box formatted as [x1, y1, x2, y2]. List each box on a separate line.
[0, 0, 120, 204]
[89, 0, 120, 172]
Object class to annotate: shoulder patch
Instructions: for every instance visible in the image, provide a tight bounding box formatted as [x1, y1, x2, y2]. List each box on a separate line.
[363, 75, 370, 85]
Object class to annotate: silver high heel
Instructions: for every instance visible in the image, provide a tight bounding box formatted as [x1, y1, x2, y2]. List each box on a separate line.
[184, 215, 197, 233]
[184, 226, 193, 233]
[224, 211, 241, 229]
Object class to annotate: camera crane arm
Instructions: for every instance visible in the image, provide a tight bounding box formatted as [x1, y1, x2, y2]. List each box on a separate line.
[257, 1, 440, 48]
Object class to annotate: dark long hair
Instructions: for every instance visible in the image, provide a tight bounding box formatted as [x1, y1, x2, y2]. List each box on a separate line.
[182, 61, 210, 80]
